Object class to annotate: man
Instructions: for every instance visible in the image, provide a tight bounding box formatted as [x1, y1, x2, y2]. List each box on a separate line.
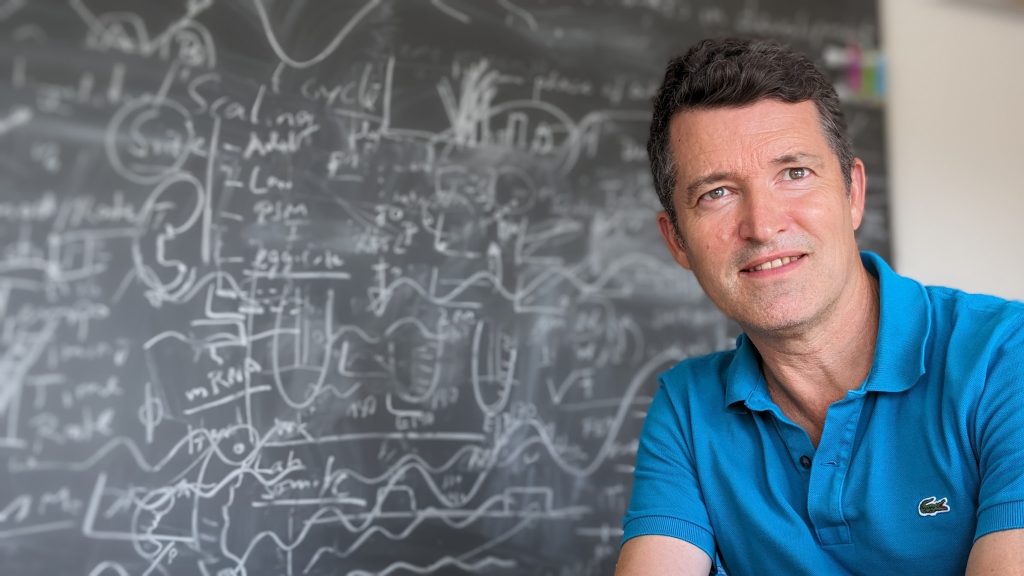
[616, 38, 1024, 575]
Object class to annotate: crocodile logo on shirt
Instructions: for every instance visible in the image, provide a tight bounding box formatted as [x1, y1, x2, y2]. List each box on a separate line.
[918, 496, 950, 517]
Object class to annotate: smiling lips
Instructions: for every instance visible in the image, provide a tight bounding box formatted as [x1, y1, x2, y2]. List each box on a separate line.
[744, 254, 804, 273]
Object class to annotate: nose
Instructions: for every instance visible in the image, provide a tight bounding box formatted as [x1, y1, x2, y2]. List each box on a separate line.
[737, 187, 789, 243]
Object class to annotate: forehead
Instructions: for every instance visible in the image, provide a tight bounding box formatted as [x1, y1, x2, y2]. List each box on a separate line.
[668, 99, 831, 176]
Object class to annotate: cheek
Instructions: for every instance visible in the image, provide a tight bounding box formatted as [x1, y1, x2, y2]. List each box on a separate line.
[694, 212, 735, 241]
[794, 192, 846, 229]
[681, 218, 733, 267]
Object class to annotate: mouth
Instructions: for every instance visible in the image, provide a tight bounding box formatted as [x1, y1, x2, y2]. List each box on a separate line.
[741, 253, 806, 274]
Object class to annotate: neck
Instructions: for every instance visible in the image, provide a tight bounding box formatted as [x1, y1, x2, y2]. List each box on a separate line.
[745, 261, 880, 446]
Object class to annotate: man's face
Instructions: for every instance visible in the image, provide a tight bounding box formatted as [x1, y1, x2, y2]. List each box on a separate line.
[656, 99, 867, 337]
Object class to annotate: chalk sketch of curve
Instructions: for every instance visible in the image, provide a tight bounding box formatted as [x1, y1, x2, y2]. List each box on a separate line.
[267, 284, 337, 411]
[368, 266, 517, 317]
[493, 346, 682, 479]
[248, 498, 527, 575]
[215, 437, 594, 571]
[343, 513, 533, 576]
[130, 173, 206, 305]
[514, 251, 672, 314]
[264, 282, 454, 410]
[470, 318, 517, 417]
[236, 393, 628, 559]
[556, 109, 652, 175]
[233, 488, 533, 574]
[70, 0, 216, 67]
[434, 58, 651, 174]
[114, 455, 299, 557]
[78, 424, 326, 544]
[22, 421, 267, 475]
[302, 492, 522, 571]
[514, 218, 584, 265]
[251, 0, 383, 69]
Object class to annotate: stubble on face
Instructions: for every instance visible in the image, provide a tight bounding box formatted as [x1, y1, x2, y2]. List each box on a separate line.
[664, 100, 864, 339]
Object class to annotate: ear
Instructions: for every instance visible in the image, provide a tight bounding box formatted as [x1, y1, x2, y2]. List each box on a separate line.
[656, 210, 692, 270]
[848, 157, 867, 230]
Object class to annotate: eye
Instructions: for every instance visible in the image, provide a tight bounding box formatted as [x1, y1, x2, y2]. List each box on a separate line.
[699, 187, 729, 203]
[784, 167, 810, 180]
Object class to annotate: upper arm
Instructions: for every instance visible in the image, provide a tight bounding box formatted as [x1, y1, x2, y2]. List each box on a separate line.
[966, 529, 1024, 575]
[615, 535, 712, 576]
[973, 316, 1024, 541]
[621, 381, 716, 555]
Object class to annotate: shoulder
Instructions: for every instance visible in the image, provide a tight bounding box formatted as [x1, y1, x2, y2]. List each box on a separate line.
[660, 348, 736, 390]
[920, 287, 1024, 415]
[927, 284, 1024, 318]
[869, 252, 1024, 348]
[653, 346, 742, 417]
[926, 285, 1024, 353]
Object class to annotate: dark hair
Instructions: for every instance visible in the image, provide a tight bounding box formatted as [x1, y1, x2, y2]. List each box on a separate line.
[648, 37, 854, 229]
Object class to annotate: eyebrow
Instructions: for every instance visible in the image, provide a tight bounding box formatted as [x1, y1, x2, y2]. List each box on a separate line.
[770, 152, 824, 167]
[680, 152, 826, 206]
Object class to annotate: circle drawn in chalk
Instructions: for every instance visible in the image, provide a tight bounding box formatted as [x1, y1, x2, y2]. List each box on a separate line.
[106, 97, 195, 184]
[213, 425, 258, 465]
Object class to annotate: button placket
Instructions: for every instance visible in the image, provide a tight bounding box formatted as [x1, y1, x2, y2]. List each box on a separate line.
[807, 395, 866, 546]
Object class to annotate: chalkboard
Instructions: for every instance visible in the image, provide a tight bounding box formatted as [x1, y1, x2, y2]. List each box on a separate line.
[0, 1, 889, 575]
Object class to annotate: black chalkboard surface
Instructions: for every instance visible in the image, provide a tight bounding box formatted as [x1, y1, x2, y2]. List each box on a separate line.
[0, 1, 888, 574]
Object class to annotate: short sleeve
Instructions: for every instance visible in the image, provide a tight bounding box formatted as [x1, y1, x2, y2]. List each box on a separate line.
[974, 317, 1024, 540]
[621, 376, 716, 559]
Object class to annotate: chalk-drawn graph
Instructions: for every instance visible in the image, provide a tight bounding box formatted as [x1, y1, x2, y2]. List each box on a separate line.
[0, 1, 887, 574]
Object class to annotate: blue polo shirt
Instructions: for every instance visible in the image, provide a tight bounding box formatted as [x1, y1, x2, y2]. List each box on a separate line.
[622, 251, 1024, 574]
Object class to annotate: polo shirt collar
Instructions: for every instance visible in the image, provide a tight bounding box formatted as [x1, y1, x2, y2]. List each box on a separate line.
[724, 333, 771, 412]
[859, 250, 930, 392]
[725, 250, 931, 411]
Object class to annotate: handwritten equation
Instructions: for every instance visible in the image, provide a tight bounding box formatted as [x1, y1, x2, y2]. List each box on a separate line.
[0, 1, 886, 574]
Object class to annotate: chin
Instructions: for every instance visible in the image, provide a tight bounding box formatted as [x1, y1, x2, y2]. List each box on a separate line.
[734, 306, 813, 336]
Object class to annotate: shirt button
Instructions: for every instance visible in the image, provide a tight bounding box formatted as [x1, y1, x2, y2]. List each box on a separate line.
[800, 455, 812, 469]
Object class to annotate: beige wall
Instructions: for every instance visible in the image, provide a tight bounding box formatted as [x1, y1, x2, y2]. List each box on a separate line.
[881, 0, 1024, 300]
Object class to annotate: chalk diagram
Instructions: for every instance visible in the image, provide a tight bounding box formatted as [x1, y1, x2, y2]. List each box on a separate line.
[0, 1, 884, 574]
